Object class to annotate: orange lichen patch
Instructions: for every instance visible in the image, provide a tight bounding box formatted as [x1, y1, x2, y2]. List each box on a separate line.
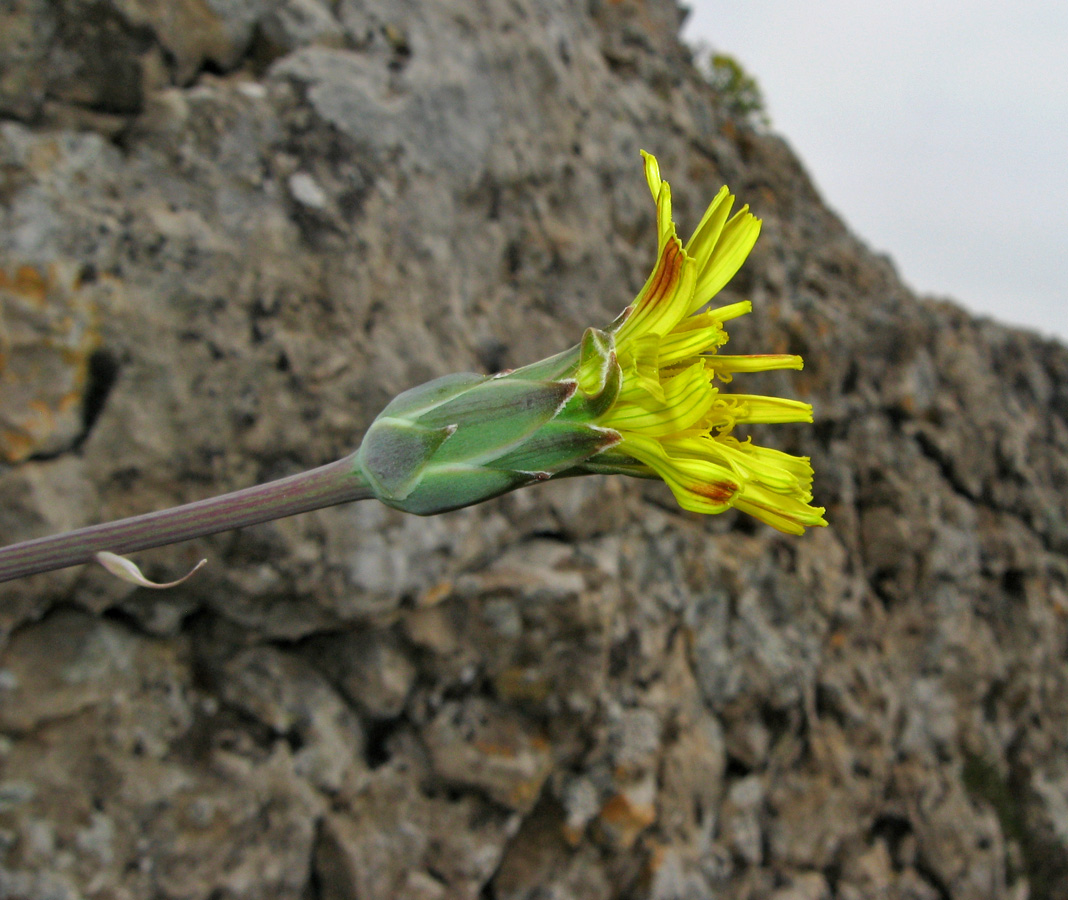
[494, 666, 553, 704]
[26, 138, 61, 176]
[27, 399, 54, 419]
[55, 389, 82, 415]
[643, 839, 669, 881]
[561, 821, 586, 847]
[0, 265, 49, 305]
[424, 700, 553, 814]
[473, 739, 520, 760]
[468, 733, 552, 810]
[505, 772, 549, 812]
[598, 787, 657, 850]
[417, 580, 453, 608]
[0, 430, 35, 462]
[0, 260, 110, 463]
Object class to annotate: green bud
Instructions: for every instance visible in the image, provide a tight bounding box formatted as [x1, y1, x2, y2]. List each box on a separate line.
[355, 350, 623, 515]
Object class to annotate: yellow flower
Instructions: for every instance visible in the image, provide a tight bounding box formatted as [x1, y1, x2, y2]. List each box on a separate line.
[591, 152, 827, 534]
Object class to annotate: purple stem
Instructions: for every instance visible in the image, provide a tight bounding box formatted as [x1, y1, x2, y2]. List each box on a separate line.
[0, 454, 373, 583]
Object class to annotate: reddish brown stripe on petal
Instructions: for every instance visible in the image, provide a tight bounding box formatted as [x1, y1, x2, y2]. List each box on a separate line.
[637, 239, 683, 315]
[692, 480, 736, 502]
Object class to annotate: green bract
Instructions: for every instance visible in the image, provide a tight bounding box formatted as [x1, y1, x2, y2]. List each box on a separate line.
[355, 332, 623, 515]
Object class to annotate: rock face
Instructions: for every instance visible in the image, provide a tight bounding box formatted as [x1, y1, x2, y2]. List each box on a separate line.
[1, 1, 1067, 898]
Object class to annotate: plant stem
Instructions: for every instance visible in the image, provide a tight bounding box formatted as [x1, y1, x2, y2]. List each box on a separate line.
[0, 454, 373, 583]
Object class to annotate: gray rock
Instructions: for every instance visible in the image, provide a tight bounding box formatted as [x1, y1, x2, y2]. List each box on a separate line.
[423, 698, 553, 813]
[218, 645, 367, 793]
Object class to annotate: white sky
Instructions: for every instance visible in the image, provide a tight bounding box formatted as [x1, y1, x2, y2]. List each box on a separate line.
[682, 1, 1068, 344]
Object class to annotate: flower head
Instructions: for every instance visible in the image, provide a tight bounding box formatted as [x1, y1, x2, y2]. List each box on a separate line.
[356, 152, 825, 533]
[581, 151, 826, 533]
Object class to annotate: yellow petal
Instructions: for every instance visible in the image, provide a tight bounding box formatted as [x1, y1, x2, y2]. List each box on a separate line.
[709, 354, 805, 376]
[615, 236, 697, 348]
[655, 179, 674, 254]
[692, 209, 761, 311]
[689, 437, 813, 494]
[706, 300, 752, 322]
[732, 440, 816, 487]
[640, 151, 676, 254]
[685, 185, 733, 274]
[641, 150, 663, 202]
[718, 394, 814, 424]
[732, 483, 828, 534]
[657, 314, 729, 364]
[631, 333, 665, 402]
[618, 434, 740, 514]
[604, 362, 715, 436]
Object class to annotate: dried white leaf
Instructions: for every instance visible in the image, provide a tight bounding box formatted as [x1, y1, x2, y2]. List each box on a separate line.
[95, 552, 207, 588]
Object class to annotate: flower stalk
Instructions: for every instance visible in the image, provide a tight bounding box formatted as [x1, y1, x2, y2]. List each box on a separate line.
[0, 456, 372, 583]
